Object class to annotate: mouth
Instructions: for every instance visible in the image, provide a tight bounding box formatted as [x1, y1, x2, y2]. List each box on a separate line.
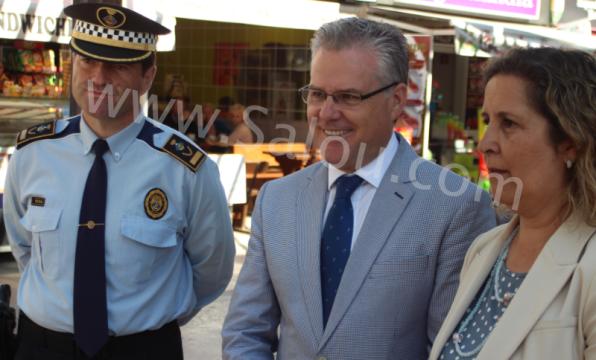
[323, 129, 352, 137]
[488, 168, 510, 177]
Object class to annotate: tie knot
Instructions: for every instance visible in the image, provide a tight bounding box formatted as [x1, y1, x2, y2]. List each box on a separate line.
[92, 139, 109, 157]
[334, 175, 363, 200]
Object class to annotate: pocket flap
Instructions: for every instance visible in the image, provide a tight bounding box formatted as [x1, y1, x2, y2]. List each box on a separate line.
[120, 214, 177, 248]
[20, 206, 62, 232]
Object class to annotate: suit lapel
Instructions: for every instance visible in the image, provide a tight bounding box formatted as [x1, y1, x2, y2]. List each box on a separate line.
[479, 215, 596, 359]
[319, 136, 417, 348]
[296, 163, 329, 341]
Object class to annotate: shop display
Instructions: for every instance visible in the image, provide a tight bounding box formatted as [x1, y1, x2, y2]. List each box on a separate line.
[0, 40, 69, 146]
[398, 35, 431, 141]
[1, 46, 63, 98]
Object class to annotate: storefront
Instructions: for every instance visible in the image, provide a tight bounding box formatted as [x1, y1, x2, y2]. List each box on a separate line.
[346, 0, 595, 182]
[146, 0, 351, 144]
[0, 0, 76, 147]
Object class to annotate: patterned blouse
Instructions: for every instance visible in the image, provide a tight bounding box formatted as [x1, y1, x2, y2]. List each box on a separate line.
[439, 228, 526, 360]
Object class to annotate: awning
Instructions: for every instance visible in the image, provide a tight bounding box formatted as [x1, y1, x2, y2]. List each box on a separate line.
[361, 5, 596, 55]
[162, 0, 352, 31]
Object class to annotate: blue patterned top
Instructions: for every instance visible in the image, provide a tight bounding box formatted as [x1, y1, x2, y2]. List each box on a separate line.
[440, 229, 526, 359]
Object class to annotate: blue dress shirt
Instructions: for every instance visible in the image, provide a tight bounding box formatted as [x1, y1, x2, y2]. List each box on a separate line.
[3, 114, 235, 335]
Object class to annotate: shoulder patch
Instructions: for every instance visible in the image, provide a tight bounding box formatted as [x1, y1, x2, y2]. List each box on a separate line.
[161, 134, 205, 172]
[16, 121, 57, 149]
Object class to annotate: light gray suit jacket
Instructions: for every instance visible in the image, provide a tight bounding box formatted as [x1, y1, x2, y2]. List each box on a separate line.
[222, 135, 496, 360]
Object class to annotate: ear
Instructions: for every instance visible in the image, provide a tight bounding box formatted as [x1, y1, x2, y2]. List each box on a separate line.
[558, 139, 577, 162]
[140, 64, 157, 95]
[390, 83, 407, 121]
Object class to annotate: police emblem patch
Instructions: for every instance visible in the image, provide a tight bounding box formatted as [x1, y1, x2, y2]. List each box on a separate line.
[144, 188, 168, 220]
[16, 120, 57, 149]
[96, 7, 126, 28]
[161, 134, 205, 172]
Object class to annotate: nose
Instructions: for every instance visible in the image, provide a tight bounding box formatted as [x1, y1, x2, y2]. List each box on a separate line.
[90, 62, 109, 87]
[317, 95, 340, 121]
[478, 122, 498, 155]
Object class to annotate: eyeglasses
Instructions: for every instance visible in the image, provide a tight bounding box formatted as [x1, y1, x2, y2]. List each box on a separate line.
[298, 82, 399, 107]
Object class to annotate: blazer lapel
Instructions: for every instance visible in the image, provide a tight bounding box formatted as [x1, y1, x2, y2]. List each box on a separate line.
[479, 214, 596, 359]
[430, 222, 516, 360]
[319, 136, 418, 348]
[296, 163, 329, 341]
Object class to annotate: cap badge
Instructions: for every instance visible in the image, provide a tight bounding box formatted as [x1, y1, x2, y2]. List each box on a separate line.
[97, 7, 126, 29]
[144, 188, 168, 220]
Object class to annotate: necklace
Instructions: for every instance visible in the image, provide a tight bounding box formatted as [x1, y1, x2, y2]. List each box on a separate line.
[450, 227, 520, 357]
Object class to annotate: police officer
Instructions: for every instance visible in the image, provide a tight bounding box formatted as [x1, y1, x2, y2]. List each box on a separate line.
[3, 3, 235, 359]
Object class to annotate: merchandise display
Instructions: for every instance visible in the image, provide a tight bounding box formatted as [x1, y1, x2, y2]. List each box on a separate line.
[1, 46, 63, 98]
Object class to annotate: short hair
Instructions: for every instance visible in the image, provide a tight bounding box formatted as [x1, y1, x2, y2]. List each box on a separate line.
[483, 47, 596, 225]
[311, 18, 408, 85]
[140, 52, 156, 74]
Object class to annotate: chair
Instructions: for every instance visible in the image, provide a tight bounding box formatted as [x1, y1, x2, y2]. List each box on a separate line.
[232, 161, 269, 231]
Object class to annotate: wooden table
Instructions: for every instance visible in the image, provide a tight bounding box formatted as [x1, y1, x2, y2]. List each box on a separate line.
[263, 151, 316, 175]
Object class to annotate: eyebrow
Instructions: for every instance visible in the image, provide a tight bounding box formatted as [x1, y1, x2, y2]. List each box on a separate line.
[308, 85, 362, 93]
[483, 110, 517, 118]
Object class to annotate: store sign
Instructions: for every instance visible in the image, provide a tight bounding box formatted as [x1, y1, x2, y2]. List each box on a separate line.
[393, 0, 541, 20]
[0, 12, 73, 43]
[0, 0, 74, 43]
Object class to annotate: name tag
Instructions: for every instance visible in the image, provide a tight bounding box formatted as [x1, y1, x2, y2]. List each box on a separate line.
[31, 196, 45, 207]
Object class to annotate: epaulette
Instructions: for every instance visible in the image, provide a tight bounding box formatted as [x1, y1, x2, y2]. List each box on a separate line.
[16, 121, 57, 149]
[161, 133, 206, 172]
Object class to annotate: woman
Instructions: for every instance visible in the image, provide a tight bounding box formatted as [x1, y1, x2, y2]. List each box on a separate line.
[429, 47, 596, 359]
[227, 103, 254, 144]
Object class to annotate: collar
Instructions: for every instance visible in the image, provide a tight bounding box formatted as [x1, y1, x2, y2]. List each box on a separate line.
[80, 113, 145, 161]
[327, 133, 398, 190]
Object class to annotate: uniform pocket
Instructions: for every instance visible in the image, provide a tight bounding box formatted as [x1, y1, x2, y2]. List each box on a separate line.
[119, 214, 178, 284]
[19, 206, 62, 279]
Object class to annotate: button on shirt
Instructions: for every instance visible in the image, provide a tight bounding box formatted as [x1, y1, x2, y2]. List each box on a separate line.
[324, 134, 398, 249]
[3, 114, 235, 335]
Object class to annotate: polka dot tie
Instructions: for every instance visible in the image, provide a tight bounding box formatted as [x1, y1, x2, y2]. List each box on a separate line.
[320, 174, 363, 327]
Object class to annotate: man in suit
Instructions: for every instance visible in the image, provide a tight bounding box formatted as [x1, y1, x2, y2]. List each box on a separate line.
[222, 18, 496, 359]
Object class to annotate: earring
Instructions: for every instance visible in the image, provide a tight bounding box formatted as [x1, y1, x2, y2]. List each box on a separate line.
[565, 160, 573, 169]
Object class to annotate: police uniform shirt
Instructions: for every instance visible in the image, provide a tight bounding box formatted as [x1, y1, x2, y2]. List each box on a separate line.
[3, 114, 235, 335]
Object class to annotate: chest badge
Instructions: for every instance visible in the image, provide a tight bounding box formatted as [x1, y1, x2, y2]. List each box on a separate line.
[144, 188, 168, 220]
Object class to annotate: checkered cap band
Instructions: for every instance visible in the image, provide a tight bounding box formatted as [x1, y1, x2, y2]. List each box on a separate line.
[73, 20, 157, 51]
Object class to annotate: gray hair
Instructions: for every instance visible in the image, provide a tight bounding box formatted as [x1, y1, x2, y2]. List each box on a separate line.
[311, 17, 409, 85]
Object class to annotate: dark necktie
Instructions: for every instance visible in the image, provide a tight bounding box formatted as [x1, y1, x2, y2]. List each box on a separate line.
[74, 139, 109, 357]
[321, 174, 363, 327]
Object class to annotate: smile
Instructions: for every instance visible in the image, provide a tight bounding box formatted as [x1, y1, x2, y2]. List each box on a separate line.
[324, 129, 351, 136]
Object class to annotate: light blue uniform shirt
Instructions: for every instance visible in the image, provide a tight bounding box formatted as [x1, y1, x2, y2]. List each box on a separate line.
[3, 114, 235, 335]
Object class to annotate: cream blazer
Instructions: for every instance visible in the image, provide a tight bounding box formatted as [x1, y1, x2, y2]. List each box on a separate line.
[429, 214, 596, 360]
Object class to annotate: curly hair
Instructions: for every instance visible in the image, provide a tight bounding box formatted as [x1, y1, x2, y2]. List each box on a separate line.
[483, 47, 596, 225]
